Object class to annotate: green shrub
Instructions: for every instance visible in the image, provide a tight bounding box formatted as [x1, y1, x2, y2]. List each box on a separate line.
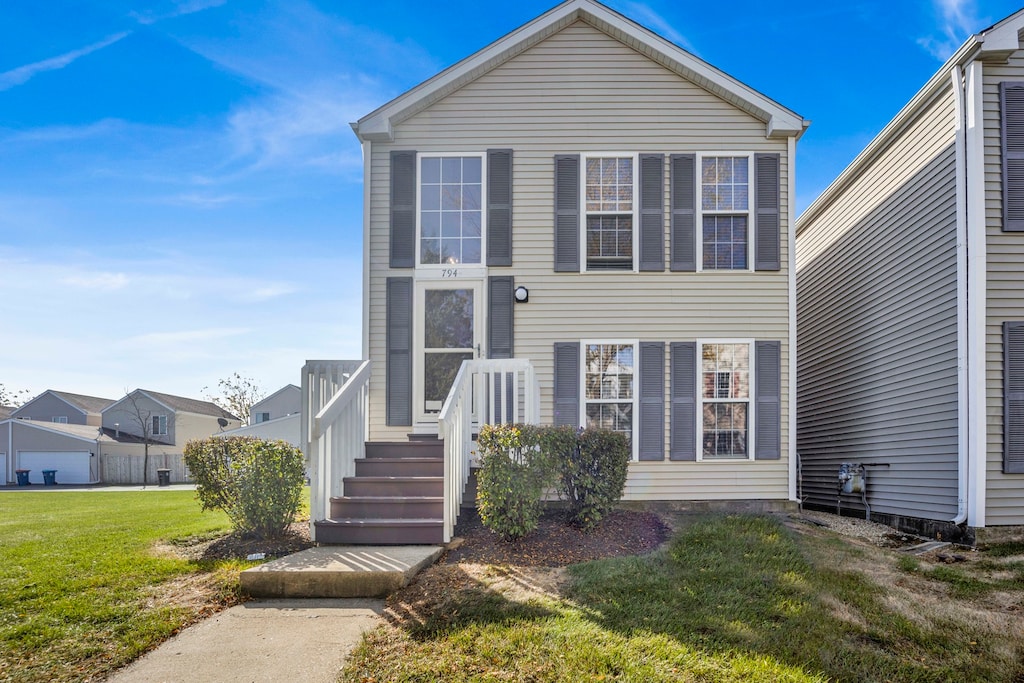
[184, 437, 306, 539]
[557, 427, 629, 530]
[475, 424, 559, 541]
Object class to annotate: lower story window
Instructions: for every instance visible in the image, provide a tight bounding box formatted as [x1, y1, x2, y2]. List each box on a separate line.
[584, 343, 635, 445]
[700, 342, 750, 459]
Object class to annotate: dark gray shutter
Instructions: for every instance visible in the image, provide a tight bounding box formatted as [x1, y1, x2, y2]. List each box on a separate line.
[670, 342, 696, 460]
[554, 155, 580, 272]
[1004, 322, 1024, 473]
[553, 342, 580, 427]
[385, 277, 413, 425]
[670, 154, 696, 272]
[638, 342, 666, 461]
[1001, 83, 1024, 232]
[639, 154, 665, 271]
[755, 153, 781, 271]
[487, 149, 513, 265]
[488, 276, 513, 359]
[755, 340, 781, 460]
[390, 151, 416, 268]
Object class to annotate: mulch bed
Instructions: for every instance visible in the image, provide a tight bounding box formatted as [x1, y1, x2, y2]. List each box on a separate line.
[443, 508, 670, 567]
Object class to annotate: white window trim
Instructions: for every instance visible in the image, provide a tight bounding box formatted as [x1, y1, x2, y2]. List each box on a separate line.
[152, 414, 168, 436]
[415, 152, 487, 270]
[696, 338, 755, 462]
[52, 416, 68, 424]
[696, 152, 755, 273]
[580, 153, 640, 274]
[580, 339, 640, 460]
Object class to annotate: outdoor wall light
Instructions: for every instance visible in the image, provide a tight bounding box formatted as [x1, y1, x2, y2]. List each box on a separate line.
[514, 285, 529, 303]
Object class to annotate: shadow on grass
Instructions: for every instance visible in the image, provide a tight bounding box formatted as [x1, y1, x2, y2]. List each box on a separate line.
[563, 514, 1024, 683]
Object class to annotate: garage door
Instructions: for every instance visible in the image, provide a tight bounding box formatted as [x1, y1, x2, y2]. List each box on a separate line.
[18, 451, 92, 484]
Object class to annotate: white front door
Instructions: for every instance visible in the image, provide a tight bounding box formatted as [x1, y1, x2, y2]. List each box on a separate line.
[413, 279, 483, 426]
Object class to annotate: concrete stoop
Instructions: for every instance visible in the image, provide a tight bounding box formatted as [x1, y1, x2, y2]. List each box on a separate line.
[240, 545, 444, 598]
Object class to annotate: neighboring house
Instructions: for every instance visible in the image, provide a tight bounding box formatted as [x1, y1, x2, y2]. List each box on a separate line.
[2, 388, 240, 485]
[0, 407, 12, 421]
[11, 390, 114, 426]
[796, 10, 1024, 542]
[216, 385, 301, 446]
[305, 0, 807, 543]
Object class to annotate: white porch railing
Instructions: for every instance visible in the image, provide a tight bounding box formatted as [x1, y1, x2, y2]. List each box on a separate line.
[302, 359, 370, 543]
[438, 358, 540, 542]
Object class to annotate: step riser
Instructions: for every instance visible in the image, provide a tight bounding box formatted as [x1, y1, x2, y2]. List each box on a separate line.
[365, 442, 443, 459]
[354, 460, 443, 477]
[343, 479, 443, 498]
[330, 499, 444, 519]
[313, 522, 444, 545]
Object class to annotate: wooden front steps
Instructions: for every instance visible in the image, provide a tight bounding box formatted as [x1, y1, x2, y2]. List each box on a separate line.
[313, 440, 447, 545]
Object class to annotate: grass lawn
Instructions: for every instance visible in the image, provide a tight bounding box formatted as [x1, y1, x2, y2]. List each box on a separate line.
[344, 514, 1024, 682]
[0, 490, 246, 683]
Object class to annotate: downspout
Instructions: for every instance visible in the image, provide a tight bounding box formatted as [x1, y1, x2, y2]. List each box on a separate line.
[788, 135, 798, 503]
[964, 60, 988, 528]
[951, 63, 969, 525]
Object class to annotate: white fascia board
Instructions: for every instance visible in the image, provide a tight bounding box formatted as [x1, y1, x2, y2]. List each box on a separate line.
[353, 0, 805, 142]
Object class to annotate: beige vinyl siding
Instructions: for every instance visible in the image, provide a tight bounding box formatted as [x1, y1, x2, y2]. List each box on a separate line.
[984, 54, 1024, 525]
[796, 85, 960, 520]
[367, 21, 791, 500]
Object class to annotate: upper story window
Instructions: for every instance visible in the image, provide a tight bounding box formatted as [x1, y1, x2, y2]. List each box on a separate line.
[700, 342, 751, 459]
[52, 416, 68, 424]
[419, 155, 483, 266]
[583, 156, 636, 271]
[152, 414, 168, 436]
[253, 412, 270, 424]
[699, 155, 752, 271]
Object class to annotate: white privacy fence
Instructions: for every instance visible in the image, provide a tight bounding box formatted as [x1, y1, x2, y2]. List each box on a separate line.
[302, 359, 370, 542]
[438, 358, 540, 542]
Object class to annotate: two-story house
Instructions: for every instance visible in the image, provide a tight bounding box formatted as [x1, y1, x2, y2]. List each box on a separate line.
[304, 0, 807, 543]
[216, 384, 301, 446]
[796, 9, 1024, 543]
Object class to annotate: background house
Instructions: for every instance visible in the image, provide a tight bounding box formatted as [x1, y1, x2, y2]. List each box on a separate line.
[796, 9, 1024, 542]
[216, 384, 301, 446]
[2, 388, 240, 485]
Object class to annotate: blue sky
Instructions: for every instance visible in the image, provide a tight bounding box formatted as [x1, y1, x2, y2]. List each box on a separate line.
[1, 0, 1020, 402]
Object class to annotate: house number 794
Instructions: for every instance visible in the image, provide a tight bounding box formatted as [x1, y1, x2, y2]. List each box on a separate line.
[441, 269, 459, 278]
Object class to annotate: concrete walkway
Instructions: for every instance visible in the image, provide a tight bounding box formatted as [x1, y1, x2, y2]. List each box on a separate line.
[106, 598, 383, 683]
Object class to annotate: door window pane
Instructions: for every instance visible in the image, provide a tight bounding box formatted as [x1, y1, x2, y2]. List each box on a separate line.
[423, 352, 473, 412]
[424, 289, 474, 348]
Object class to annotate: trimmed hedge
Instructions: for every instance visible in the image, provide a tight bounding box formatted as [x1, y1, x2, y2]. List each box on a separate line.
[183, 437, 305, 539]
[475, 424, 630, 538]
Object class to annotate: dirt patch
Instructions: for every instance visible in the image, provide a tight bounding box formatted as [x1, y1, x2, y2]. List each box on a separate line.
[161, 521, 314, 562]
[443, 508, 670, 567]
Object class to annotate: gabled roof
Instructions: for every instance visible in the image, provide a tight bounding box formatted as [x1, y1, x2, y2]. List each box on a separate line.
[352, 0, 806, 142]
[798, 7, 1024, 230]
[102, 389, 240, 421]
[250, 384, 301, 414]
[13, 389, 115, 417]
[4, 418, 101, 445]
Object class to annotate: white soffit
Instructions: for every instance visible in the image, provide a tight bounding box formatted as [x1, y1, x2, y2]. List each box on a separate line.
[352, 0, 806, 142]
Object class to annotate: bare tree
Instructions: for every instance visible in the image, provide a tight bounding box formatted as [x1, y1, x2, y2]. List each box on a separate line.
[202, 373, 266, 425]
[0, 384, 32, 408]
[122, 390, 175, 487]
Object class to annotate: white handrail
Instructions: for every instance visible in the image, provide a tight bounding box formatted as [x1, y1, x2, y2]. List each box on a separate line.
[438, 358, 540, 542]
[302, 359, 370, 542]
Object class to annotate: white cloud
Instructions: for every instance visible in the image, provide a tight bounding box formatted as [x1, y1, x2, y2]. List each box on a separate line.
[609, 1, 698, 54]
[130, 0, 227, 26]
[120, 327, 251, 348]
[0, 32, 130, 91]
[918, 0, 987, 61]
[61, 272, 129, 291]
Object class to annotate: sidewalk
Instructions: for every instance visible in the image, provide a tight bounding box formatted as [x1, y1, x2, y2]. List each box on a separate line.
[106, 598, 382, 683]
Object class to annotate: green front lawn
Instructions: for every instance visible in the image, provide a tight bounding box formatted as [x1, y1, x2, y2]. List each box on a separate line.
[0, 490, 242, 683]
[345, 514, 1024, 682]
